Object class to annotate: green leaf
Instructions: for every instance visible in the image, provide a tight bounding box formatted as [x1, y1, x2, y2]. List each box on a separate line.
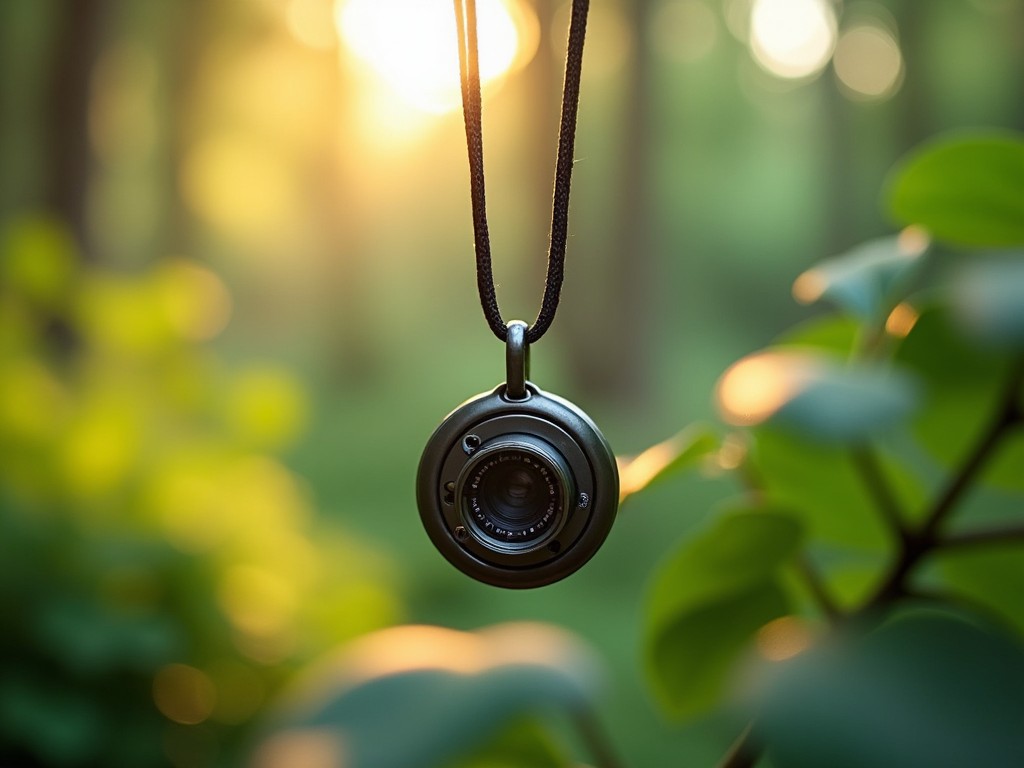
[792, 235, 927, 320]
[753, 428, 895, 551]
[448, 718, 572, 768]
[718, 350, 919, 443]
[886, 131, 1024, 247]
[937, 544, 1024, 635]
[775, 313, 860, 354]
[644, 508, 802, 718]
[895, 305, 1024, 492]
[758, 610, 1024, 768]
[257, 624, 599, 768]
[619, 424, 718, 502]
[951, 257, 1024, 346]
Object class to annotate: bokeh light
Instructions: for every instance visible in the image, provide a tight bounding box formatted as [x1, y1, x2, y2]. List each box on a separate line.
[338, 0, 531, 114]
[153, 664, 217, 726]
[833, 21, 904, 101]
[181, 133, 297, 245]
[157, 260, 233, 342]
[749, 0, 837, 80]
[756, 616, 815, 661]
[885, 302, 920, 338]
[716, 351, 822, 426]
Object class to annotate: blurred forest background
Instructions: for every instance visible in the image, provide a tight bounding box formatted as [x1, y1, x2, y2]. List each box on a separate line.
[1, 0, 1022, 766]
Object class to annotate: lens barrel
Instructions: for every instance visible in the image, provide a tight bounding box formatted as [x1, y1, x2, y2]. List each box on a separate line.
[457, 436, 573, 553]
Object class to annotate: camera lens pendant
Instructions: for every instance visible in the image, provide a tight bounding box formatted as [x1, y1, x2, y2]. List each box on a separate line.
[417, 321, 619, 588]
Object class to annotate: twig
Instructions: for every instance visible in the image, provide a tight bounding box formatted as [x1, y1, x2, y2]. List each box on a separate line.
[571, 706, 627, 768]
[850, 446, 909, 543]
[796, 554, 842, 624]
[919, 361, 1023, 542]
[939, 523, 1024, 550]
[716, 721, 759, 768]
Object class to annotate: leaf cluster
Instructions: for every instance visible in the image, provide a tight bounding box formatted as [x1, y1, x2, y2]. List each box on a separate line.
[639, 131, 1024, 767]
[0, 218, 400, 768]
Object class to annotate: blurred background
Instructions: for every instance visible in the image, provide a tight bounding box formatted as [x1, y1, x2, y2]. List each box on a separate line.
[1, 0, 1022, 766]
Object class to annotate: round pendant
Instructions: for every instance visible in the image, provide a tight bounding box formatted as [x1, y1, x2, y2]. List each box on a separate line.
[417, 321, 619, 588]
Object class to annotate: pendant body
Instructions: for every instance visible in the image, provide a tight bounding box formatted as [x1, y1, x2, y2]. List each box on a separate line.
[417, 322, 618, 588]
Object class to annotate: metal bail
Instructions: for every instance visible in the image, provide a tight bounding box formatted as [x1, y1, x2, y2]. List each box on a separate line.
[505, 320, 530, 400]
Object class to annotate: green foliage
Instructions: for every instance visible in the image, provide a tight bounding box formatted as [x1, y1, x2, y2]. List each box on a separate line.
[0, 214, 399, 767]
[757, 610, 1024, 768]
[254, 128, 1024, 768]
[886, 132, 1024, 247]
[644, 508, 801, 717]
[632, 130, 1024, 763]
[449, 720, 572, 768]
[254, 625, 595, 768]
[936, 545, 1024, 636]
[950, 258, 1024, 346]
[896, 306, 1024, 492]
[773, 355, 919, 442]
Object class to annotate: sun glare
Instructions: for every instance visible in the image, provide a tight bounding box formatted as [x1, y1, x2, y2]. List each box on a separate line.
[337, 0, 526, 114]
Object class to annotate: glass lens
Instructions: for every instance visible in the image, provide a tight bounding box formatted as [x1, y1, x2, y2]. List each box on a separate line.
[480, 461, 549, 531]
[460, 441, 569, 551]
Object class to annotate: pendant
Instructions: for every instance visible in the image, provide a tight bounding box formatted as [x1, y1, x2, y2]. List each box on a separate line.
[417, 321, 619, 588]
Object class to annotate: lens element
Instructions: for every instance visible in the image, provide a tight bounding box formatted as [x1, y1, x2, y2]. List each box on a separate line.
[458, 436, 572, 553]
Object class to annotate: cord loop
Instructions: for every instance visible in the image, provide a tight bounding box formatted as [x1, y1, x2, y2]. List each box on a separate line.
[454, 0, 590, 344]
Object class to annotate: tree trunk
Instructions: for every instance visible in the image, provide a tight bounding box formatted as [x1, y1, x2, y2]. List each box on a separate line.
[47, 0, 106, 258]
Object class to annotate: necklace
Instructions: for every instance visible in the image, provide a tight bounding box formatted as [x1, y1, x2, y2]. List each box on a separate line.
[416, 0, 618, 588]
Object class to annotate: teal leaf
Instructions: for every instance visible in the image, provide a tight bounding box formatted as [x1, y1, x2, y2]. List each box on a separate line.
[951, 257, 1024, 347]
[886, 131, 1024, 248]
[775, 363, 918, 442]
[717, 350, 919, 443]
[644, 508, 802, 718]
[255, 624, 599, 768]
[792, 234, 927, 320]
[758, 610, 1024, 768]
[619, 424, 719, 502]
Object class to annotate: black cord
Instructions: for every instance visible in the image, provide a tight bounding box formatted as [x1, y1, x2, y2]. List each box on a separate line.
[454, 0, 590, 344]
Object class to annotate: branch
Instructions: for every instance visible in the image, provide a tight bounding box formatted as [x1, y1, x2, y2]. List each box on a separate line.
[866, 359, 1024, 608]
[939, 523, 1024, 550]
[918, 361, 1023, 542]
[850, 446, 909, 543]
[717, 360, 1022, 766]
